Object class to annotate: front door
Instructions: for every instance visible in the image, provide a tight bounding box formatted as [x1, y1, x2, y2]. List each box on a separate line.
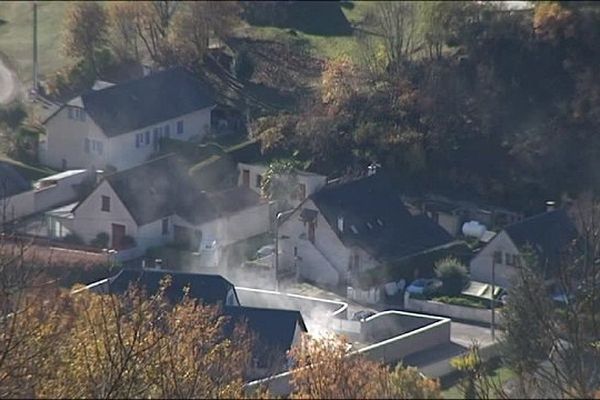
[111, 223, 126, 249]
[242, 169, 250, 187]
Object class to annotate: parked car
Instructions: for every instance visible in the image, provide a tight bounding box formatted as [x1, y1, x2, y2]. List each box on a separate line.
[351, 310, 376, 321]
[255, 244, 275, 259]
[406, 278, 442, 295]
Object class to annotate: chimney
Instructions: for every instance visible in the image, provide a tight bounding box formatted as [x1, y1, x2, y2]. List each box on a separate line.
[367, 162, 380, 176]
[546, 200, 556, 212]
[337, 216, 344, 233]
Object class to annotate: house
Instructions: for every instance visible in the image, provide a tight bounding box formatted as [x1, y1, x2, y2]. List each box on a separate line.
[469, 208, 579, 288]
[83, 268, 307, 378]
[47, 154, 271, 263]
[237, 162, 327, 210]
[39, 67, 216, 171]
[277, 172, 455, 294]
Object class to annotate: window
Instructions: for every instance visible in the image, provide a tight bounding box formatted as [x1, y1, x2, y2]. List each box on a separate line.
[101, 195, 110, 212]
[255, 174, 262, 188]
[177, 120, 184, 134]
[67, 108, 73, 119]
[145, 131, 150, 145]
[493, 251, 502, 264]
[242, 169, 250, 187]
[135, 134, 140, 148]
[79, 109, 86, 121]
[164, 124, 170, 138]
[298, 183, 306, 200]
[505, 253, 521, 267]
[162, 218, 169, 235]
[84, 138, 90, 153]
[97, 141, 103, 155]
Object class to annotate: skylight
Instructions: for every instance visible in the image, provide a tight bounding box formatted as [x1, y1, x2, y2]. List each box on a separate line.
[377, 218, 383, 226]
[366, 222, 373, 229]
[350, 225, 359, 234]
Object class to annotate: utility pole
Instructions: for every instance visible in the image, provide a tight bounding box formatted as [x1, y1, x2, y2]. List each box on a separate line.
[32, 1, 38, 96]
[491, 252, 496, 342]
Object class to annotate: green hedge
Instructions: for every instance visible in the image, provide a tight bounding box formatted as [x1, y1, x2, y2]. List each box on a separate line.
[432, 295, 489, 309]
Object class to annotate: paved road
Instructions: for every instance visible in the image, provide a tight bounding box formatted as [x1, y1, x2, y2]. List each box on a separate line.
[0, 58, 19, 104]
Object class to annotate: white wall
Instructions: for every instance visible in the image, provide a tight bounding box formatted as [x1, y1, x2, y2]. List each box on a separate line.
[71, 181, 138, 245]
[237, 163, 327, 208]
[404, 296, 505, 325]
[41, 106, 107, 170]
[107, 106, 213, 171]
[469, 231, 521, 288]
[1, 169, 93, 223]
[42, 105, 213, 171]
[279, 199, 350, 286]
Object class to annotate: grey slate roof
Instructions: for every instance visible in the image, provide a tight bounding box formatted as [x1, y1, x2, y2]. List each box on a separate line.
[0, 161, 31, 199]
[504, 208, 578, 268]
[310, 173, 454, 262]
[223, 305, 307, 354]
[80, 67, 215, 137]
[108, 268, 238, 305]
[100, 154, 261, 226]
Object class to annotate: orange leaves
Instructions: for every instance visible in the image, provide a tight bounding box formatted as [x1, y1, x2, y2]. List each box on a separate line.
[533, 2, 576, 42]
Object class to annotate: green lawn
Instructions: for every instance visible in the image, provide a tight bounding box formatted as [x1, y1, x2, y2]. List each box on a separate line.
[0, 1, 70, 83]
[242, 1, 379, 61]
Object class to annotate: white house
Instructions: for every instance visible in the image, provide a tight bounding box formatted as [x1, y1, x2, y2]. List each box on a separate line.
[469, 208, 578, 288]
[236, 162, 327, 209]
[276, 172, 455, 295]
[40, 67, 216, 171]
[47, 154, 271, 263]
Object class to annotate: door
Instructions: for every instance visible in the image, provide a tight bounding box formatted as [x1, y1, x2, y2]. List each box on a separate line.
[308, 221, 315, 244]
[242, 169, 250, 187]
[111, 223, 126, 249]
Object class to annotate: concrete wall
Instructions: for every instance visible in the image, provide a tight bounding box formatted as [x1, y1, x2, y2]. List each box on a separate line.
[42, 105, 213, 171]
[404, 296, 504, 325]
[71, 180, 138, 245]
[244, 311, 451, 397]
[357, 312, 451, 365]
[469, 231, 521, 288]
[2, 169, 93, 223]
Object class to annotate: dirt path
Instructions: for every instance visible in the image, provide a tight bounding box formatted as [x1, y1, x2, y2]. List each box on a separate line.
[0, 57, 19, 105]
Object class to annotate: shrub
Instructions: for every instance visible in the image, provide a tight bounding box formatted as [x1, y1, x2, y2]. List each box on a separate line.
[435, 257, 469, 296]
[63, 233, 84, 245]
[90, 232, 109, 248]
[234, 50, 254, 82]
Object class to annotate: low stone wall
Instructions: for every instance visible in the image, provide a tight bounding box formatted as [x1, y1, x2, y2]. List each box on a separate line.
[405, 296, 504, 325]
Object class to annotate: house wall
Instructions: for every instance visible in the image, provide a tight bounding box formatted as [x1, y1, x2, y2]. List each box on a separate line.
[107, 106, 213, 171]
[469, 231, 521, 288]
[1, 169, 93, 223]
[237, 163, 327, 208]
[40, 106, 107, 170]
[195, 202, 271, 248]
[278, 199, 350, 287]
[41, 105, 213, 171]
[71, 180, 138, 246]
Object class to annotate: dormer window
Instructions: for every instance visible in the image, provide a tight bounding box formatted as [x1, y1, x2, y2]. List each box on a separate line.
[68, 107, 85, 121]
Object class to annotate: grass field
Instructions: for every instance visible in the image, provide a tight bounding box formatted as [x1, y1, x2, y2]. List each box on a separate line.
[242, 1, 378, 61]
[0, 1, 69, 83]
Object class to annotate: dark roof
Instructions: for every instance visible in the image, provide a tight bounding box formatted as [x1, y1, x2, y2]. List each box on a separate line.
[223, 305, 306, 352]
[310, 173, 454, 261]
[504, 208, 578, 268]
[97, 154, 261, 226]
[81, 67, 215, 137]
[108, 268, 238, 305]
[0, 161, 31, 198]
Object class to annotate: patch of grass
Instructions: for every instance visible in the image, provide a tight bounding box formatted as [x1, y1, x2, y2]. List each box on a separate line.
[0, 1, 70, 83]
[442, 365, 515, 399]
